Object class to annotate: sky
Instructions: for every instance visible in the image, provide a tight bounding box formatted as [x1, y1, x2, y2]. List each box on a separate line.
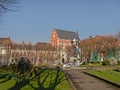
[0, 0, 120, 44]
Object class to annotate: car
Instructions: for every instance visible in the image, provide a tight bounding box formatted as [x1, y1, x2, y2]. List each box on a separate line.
[63, 61, 84, 69]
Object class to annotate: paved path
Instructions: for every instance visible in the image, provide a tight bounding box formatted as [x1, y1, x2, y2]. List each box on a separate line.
[65, 69, 120, 90]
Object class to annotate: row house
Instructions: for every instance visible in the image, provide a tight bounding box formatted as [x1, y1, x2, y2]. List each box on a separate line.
[10, 42, 57, 65]
[34, 42, 57, 65]
[10, 42, 35, 64]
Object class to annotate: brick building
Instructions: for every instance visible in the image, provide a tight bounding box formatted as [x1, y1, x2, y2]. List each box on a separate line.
[34, 42, 57, 65]
[50, 28, 80, 49]
[10, 42, 57, 65]
[50, 29, 80, 63]
[0, 29, 80, 65]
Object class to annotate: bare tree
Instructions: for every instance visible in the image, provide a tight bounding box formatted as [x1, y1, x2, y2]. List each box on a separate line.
[0, 0, 19, 17]
[114, 31, 120, 40]
[79, 35, 118, 62]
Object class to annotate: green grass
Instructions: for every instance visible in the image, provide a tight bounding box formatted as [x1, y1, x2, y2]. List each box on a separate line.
[0, 79, 15, 90]
[86, 69, 120, 84]
[0, 68, 71, 90]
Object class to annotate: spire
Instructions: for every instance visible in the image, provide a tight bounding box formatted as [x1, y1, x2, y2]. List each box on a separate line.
[76, 28, 80, 41]
[76, 28, 79, 35]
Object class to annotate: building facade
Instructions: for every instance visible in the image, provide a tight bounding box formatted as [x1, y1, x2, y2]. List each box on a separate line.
[34, 42, 57, 65]
[10, 42, 57, 65]
[50, 28, 80, 49]
[0, 29, 81, 65]
[0, 37, 11, 65]
[50, 29, 80, 63]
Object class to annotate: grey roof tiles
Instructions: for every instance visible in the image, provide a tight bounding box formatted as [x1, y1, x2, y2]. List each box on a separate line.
[55, 29, 80, 41]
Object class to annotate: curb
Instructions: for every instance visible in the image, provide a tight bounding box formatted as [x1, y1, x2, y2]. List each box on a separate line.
[84, 71, 120, 88]
[55, 67, 77, 90]
[64, 71, 77, 90]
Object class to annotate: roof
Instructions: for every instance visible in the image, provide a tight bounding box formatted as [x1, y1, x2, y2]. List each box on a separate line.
[0, 37, 11, 44]
[55, 29, 80, 41]
[79, 35, 117, 48]
[34, 42, 56, 51]
[11, 42, 56, 51]
[11, 43, 34, 50]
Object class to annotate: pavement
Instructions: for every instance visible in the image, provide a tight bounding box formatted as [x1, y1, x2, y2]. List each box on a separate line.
[65, 69, 120, 90]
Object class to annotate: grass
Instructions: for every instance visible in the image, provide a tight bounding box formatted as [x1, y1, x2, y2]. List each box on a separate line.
[0, 68, 71, 90]
[86, 69, 120, 85]
[0, 79, 15, 90]
[82, 62, 102, 67]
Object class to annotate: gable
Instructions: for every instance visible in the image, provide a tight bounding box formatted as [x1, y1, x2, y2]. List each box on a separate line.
[50, 30, 58, 40]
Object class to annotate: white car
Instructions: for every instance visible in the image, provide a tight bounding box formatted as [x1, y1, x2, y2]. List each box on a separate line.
[63, 61, 83, 69]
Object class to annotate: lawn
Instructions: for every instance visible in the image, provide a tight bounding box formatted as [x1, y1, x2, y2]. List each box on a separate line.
[86, 69, 120, 85]
[0, 67, 71, 90]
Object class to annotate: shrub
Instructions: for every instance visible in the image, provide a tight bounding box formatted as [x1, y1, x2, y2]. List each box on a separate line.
[114, 69, 120, 72]
[8, 63, 16, 72]
[117, 61, 120, 65]
[17, 57, 33, 74]
[102, 59, 110, 65]
[109, 57, 117, 66]
[93, 61, 100, 64]
[82, 61, 88, 65]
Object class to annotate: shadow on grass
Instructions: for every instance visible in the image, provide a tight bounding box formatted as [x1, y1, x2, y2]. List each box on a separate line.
[48, 69, 66, 90]
[29, 68, 66, 90]
[8, 78, 30, 90]
[0, 73, 30, 90]
[0, 74, 11, 84]
[0, 68, 66, 90]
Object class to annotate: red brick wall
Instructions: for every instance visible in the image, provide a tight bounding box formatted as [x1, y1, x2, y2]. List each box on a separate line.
[50, 30, 58, 48]
[50, 29, 72, 49]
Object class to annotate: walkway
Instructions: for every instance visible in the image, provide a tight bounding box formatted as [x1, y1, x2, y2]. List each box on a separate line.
[65, 69, 120, 90]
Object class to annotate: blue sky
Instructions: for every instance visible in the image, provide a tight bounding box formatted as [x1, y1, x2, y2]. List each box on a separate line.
[0, 0, 120, 43]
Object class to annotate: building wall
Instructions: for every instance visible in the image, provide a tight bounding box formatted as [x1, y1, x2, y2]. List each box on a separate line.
[59, 39, 71, 49]
[50, 30, 59, 48]
[50, 30, 72, 49]
[10, 48, 58, 65]
[50, 29, 73, 64]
